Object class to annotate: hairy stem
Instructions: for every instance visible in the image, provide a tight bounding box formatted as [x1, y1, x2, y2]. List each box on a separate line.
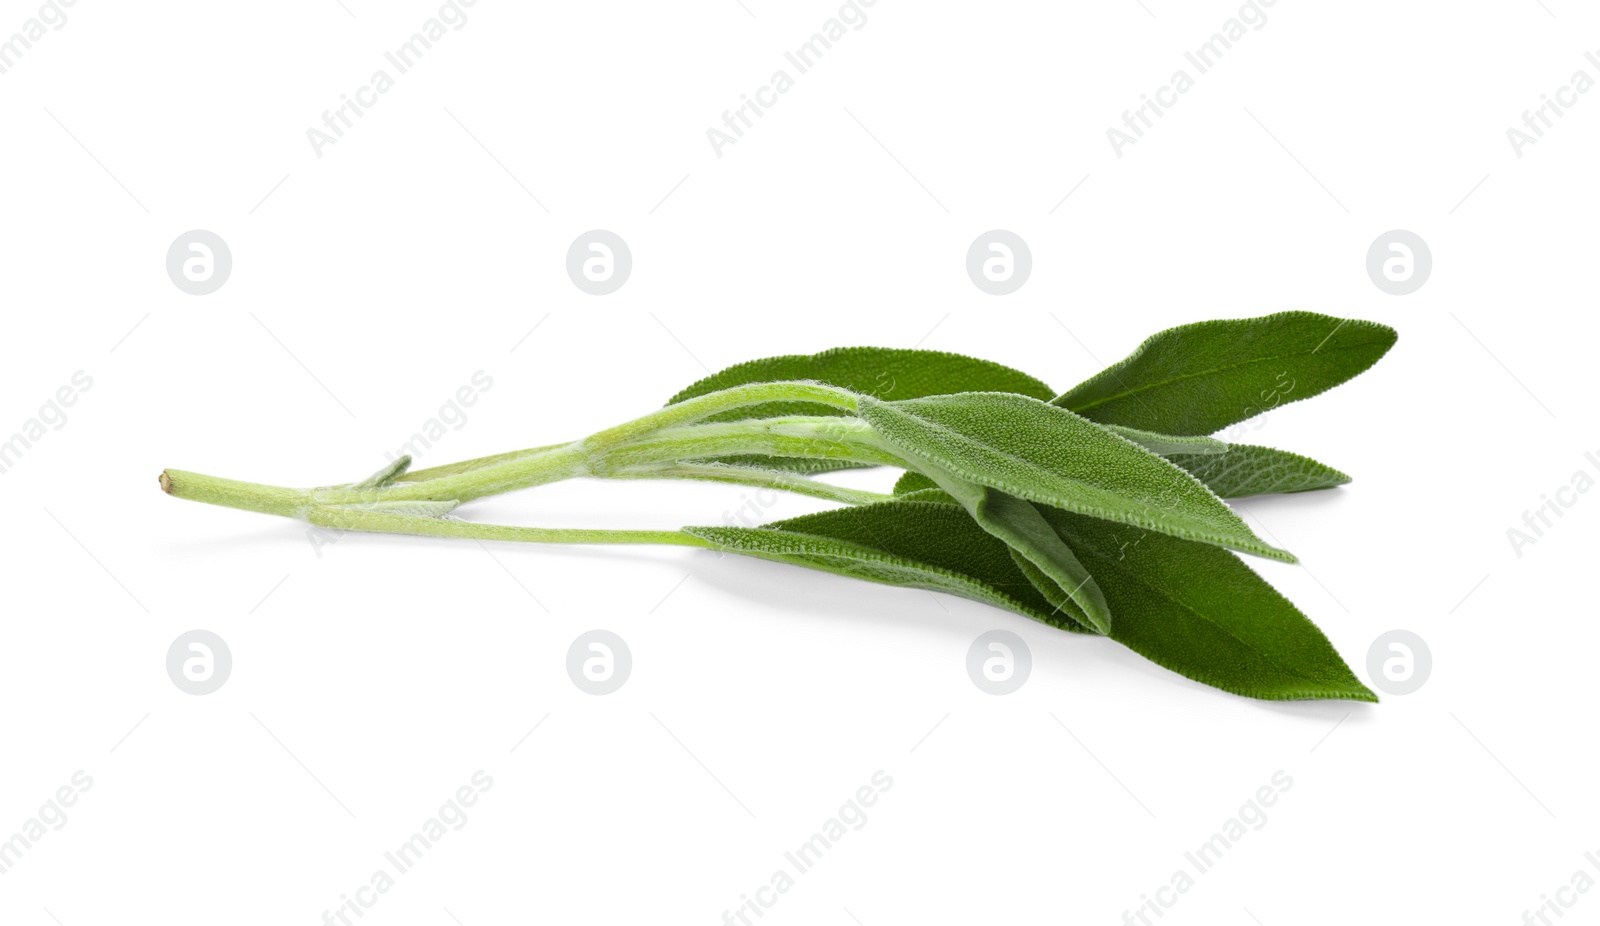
[160, 470, 311, 518]
[399, 443, 566, 483]
[610, 462, 896, 506]
[307, 505, 716, 547]
[584, 381, 859, 452]
[398, 381, 863, 484]
[342, 442, 590, 505]
[602, 418, 901, 471]
[160, 381, 899, 545]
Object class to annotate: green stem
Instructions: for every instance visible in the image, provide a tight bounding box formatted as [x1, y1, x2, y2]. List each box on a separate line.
[162, 468, 717, 546]
[307, 505, 715, 547]
[603, 418, 901, 471]
[396, 381, 862, 485]
[354, 417, 899, 506]
[583, 381, 859, 452]
[400, 442, 566, 482]
[341, 441, 589, 505]
[611, 462, 896, 506]
[160, 380, 895, 546]
[160, 470, 311, 518]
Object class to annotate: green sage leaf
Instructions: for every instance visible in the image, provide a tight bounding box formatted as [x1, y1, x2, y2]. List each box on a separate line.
[1102, 425, 1227, 456]
[1006, 550, 1092, 632]
[856, 393, 1294, 562]
[683, 499, 1087, 630]
[691, 494, 1373, 701]
[907, 463, 1111, 633]
[897, 434, 1346, 501]
[932, 476, 1112, 634]
[347, 455, 412, 489]
[887, 491, 1370, 700]
[665, 347, 1055, 473]
[1033, 504, 1376, 702]
[667, 347, 1055, 420]
[1053, 312, 1397, 435]
[1167, 444, 1351, 498]
[893, 470, 940, 495]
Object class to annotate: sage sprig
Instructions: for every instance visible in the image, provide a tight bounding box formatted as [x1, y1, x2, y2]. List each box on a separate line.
[161, 312, 1393, 702]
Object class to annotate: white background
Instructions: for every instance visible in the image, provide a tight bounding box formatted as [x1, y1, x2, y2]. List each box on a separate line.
[2, 1, 1597, 923]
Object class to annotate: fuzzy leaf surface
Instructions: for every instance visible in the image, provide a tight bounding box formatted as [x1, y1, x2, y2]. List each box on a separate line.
[916, 469, 1111, 634]
[893, 471, 940, 495]
[667, 346, 1055, 421]
[1003, 547, 1096, 631]
[664, 347, 1055, 473]
[1053, 312, 1397, 435]
[1168, 444, 1351, 498]
[692, 495, 1374, 701]
[887, 492, 1371, 700]
[856, 393, 1293, 562]
[1033, 505, 1376, 701]
[683, 500, 1073, 627]
[659, 350, 1049, 479]
[896, 440, 1347, 501]
[1103, 425, 1227, 456]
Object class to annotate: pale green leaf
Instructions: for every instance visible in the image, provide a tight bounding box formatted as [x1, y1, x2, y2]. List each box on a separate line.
[1103, 425, 1227, 456]
[857, 393, 1294, 562]
[347, 455, 412, 489]
[913, 468, 1111, 634]
[1168, 444, 1351, 498]
[665, 347, 1056, 473]
[667, 346, 1055, 421]
[683, 500, 1084, 629]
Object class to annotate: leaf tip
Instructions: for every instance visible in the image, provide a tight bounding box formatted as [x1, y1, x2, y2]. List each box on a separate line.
[1326, 667, 1380, 703]
[1258, 543, 1299, 565]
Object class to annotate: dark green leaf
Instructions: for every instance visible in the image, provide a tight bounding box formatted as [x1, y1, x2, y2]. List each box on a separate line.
[1053, 312, 1397, 435]
[856, 393, 1294, 562]
[1033, 504, 1377, 702]
[691, 494, 1375, 701]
